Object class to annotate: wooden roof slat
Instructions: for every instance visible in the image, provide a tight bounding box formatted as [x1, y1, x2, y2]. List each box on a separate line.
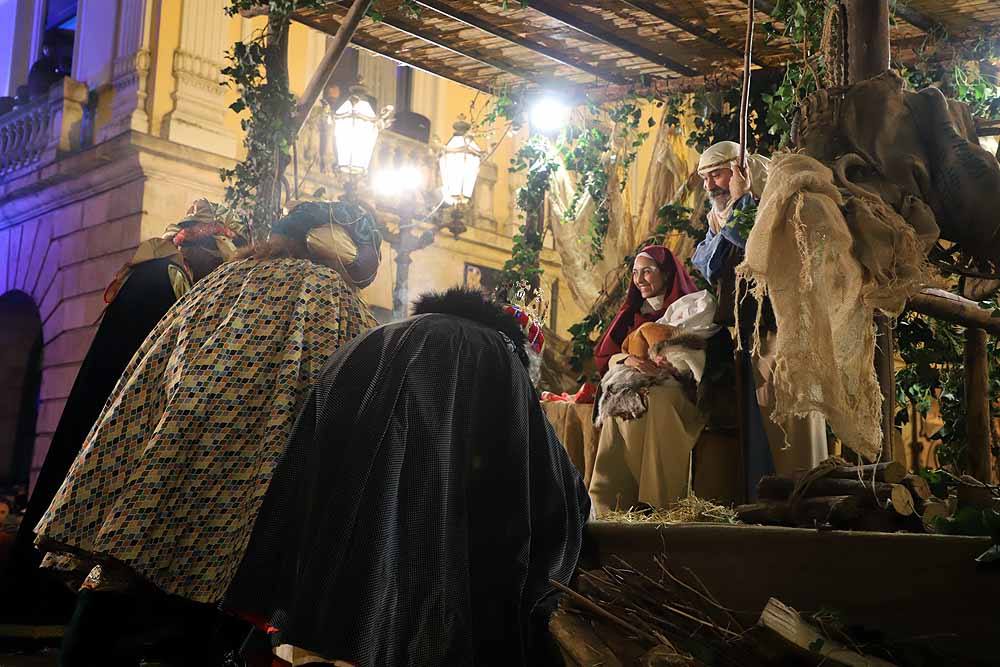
[292, 0, 1000, 97]
[618, 0, 766, 67]
[295, 12, 496, 93]
[413, 0, 635, 86]
[336, 2, 558, 85]
[525, 0, 700, 77]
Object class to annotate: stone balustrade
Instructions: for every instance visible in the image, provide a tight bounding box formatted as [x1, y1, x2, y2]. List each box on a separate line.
[0, 78, 89, 182]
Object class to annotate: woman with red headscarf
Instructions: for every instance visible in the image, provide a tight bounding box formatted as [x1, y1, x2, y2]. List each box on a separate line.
[589, 246, 708, 513]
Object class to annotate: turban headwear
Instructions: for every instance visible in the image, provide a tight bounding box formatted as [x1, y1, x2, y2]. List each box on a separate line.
[272, 201, 382, 289]
[697, 140, 771, 201]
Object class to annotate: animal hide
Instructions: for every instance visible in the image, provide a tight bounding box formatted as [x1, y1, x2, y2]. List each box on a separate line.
[596, 363, 674, 426]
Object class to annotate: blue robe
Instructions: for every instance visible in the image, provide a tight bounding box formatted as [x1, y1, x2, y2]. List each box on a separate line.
[691, 193, 776, 501]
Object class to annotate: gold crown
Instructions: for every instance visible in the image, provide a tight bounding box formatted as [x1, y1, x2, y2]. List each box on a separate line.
[501, 280, 548, 326]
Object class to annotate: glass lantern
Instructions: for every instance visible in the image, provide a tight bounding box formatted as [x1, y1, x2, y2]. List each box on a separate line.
[439, 118, 482, 205]
[332, 87, 380, 175]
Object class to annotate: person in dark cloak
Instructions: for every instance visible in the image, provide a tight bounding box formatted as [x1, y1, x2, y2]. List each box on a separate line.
[0, 198, 241, 627]
[225, 288, 591, 667]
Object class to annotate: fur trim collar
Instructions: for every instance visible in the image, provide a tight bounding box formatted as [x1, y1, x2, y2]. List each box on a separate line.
[412, 288, 528, 359]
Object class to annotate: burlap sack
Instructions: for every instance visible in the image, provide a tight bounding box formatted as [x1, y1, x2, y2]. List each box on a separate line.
[737, 153, 882, 460]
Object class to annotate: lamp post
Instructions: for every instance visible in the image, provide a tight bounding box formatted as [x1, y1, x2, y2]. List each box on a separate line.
[327, 104, 485, 319]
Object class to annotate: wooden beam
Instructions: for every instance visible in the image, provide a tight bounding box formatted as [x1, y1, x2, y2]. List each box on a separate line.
[413, 0, 634, 85]
[343, 3, 553, 86]
[293, 14, 494, 94]
[618, 0, 766, 67]
[293, 0, 373, 137]
[964, 328, 993, 484]
[907, 289, 1000, 336]
[893, 2, 946, 35]
[526, 0, 700, 77]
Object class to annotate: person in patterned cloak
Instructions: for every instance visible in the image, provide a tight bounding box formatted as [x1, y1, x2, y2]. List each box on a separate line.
[224, 288, 591, 667]
[0, 198, 241, 627]
[33, 201, 381, 666]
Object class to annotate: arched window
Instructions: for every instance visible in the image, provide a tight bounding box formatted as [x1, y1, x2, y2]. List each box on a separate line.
[0, 291, 43, 490]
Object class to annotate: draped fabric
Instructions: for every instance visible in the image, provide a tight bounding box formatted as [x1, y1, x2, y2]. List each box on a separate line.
[225, 308, 591, 667]
[35, 258, 376, 602]
[593, 245, 698, 375]
[2, 257, 181, 622]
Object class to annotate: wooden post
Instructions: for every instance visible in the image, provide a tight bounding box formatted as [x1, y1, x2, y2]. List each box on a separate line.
[291, 0, 374, 139]
[964, 327, 992, 483]
[842, 0, 894, 462]
[843, 0, 890, 83]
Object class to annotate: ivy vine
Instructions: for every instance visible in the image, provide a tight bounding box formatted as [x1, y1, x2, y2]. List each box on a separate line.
[895, 310, 1000, 473]
[221, 0, 324, 243]
[499, 135, 560, 290]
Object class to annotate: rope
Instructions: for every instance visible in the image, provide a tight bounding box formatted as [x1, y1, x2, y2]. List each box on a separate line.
[787, 455, 850, 510]
[738, 0, 756, 173]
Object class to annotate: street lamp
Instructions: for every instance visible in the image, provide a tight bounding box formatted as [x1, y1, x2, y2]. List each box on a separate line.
[331, 85, 382, 176]
[438, 117, 483, 238]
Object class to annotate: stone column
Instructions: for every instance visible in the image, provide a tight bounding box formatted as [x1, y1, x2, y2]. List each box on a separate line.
[162, 0, 236, 157]
[97, 0, 154, 141]
[358, 50, 396, 112]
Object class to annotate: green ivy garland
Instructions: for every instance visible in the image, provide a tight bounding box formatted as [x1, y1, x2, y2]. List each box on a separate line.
[499, 135, 560, 290]
[220, 0, 326, 243]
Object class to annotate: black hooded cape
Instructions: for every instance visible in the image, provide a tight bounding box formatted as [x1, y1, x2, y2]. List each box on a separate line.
[2, 257, 180, 622]
[225, 290, 590, 666]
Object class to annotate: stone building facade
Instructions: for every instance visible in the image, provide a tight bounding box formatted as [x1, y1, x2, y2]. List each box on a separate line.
[0, 0, 581, 492]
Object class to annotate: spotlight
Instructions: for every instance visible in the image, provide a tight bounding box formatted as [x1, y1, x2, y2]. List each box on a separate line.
[529, 96, 571, 134]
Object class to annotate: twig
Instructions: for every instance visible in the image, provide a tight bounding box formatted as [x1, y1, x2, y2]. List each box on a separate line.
[549, 579, 672, 649]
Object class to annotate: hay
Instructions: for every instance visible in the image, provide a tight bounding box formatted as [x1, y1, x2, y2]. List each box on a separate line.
[598, 495, 741, 525]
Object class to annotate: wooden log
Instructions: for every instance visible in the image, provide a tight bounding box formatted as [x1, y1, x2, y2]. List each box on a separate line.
[757, 598, 898, 667]
[907, 290, 1000, 336]
[902, 474, 932, 501]
[759, 476, 900, 503]
[549, 609, 624, 667]
[920, 501, 951, 533]
[737, 496, 862, 528]
[822, 461, 906, 484]
[757, 476, 914, 516]
[964, 328, 993, 484]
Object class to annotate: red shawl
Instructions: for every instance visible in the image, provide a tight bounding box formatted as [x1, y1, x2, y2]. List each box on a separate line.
[593, 245, 698, 376]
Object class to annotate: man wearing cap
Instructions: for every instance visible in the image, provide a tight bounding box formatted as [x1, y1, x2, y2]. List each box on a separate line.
[691, 141, 826, 495]
[1, 198, 240, 626]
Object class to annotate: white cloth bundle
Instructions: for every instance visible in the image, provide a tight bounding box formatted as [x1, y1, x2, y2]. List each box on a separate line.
[652, 290, 720, 382]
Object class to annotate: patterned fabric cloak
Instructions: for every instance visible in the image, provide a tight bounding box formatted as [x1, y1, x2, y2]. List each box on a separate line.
[34, 257, 376, 603]
[225, 296, 591, 666]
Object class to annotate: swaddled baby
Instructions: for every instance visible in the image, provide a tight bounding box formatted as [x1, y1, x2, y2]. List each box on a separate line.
[597, 291, 719, 425]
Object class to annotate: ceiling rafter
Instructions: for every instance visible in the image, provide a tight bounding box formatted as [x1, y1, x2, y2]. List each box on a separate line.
[524, 0, 700, 77]
[617, 0, 767, 67]
[413, 0, 636, 86]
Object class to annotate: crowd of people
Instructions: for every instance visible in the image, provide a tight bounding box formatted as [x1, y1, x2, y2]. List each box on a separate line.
[0, 139, 826, 666]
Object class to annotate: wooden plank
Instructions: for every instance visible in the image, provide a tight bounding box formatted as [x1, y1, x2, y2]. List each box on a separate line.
[618, 0, 766, 66]
[964, 327, 993, 483]
[293, 14, 496, 94]
[525, 0, 700, 77]
[293, 0, 373, 136]
[348, 4, 558, 85]
[413, 0, 635, 85]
